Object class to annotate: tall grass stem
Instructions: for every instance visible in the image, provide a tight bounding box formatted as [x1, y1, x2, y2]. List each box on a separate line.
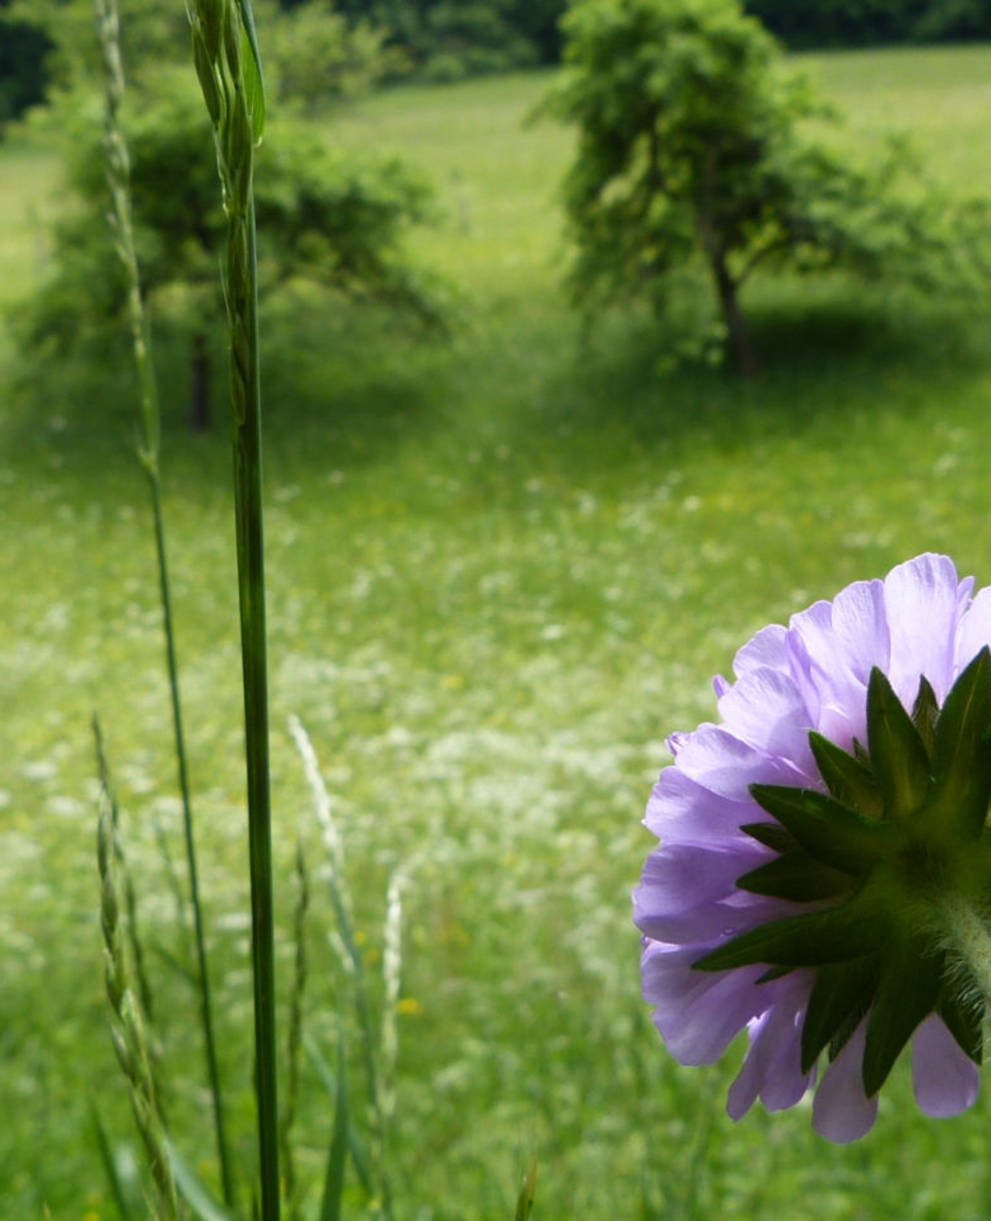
[94, 0, 235, 1203]
[187, 1, 279, 1212]
[289, 715, 393, 1220]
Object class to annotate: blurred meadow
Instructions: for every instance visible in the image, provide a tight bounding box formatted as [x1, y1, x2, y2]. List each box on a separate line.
[6, 38, 991, 1220]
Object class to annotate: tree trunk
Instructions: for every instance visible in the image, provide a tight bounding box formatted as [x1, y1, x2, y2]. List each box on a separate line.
[189, 330, 211, 432]
[712, 254, 758, 378]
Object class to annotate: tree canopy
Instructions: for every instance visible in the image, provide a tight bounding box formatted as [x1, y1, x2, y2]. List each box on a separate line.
[17, 63, 436, 429]
[544, 0, 991, 373]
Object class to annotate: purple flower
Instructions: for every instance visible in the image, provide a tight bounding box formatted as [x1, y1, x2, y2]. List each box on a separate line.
[634, 554, 991, 1142]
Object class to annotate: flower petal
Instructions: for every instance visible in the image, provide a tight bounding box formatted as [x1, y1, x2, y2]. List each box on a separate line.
[733, 623, 789, 677]
[955, 585, 991, 674]
[644, 768, 756, 845]
[673, 725, 804, 801]
[728, 973, 814, 1119]
[811, 1020, 878, 1143]
[884, 554, 962, 704]
[912, 1013, 980, 1119]
[827, 578, 890, 688]
[643, 942, 768, 1066]
[717, 667, 816, 774]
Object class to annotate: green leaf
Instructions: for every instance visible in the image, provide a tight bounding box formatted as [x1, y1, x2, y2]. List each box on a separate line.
[924, 647, 991, 838]
[90, 1102, 136, 1221]
[319, 1037, 349, 1221]
[305, 1034, 372, 1196]
[514, 1154, 537, 1221]
[737, 850, 850, 902]
[740, 821, 796, 853]
[236, 2, 266, 141]
[938, 986, 984, 1065]
[800, 958, 878, 1073]
[694, 892, 887, 972]
[164, 1137, 237, 1221]
[862, 948, 942, 1097]
[809, 731, 882, 818]
[911, 676, 940, 754]
[866, 667, 931, 819]
[749, 784, 893, 874]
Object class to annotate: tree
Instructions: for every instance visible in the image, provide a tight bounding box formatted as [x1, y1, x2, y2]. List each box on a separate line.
[19, 72, 436, 429]
[544, 0, 990, 373]
[744, 0, 991, 48]
[258, 0, 404, 111]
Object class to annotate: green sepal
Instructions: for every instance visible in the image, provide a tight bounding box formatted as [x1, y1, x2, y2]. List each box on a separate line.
[740, 822, 797, 853]
[749, 784, 893, 875]
[938, 986, 984, 1065]
[809, 732, 883, 819]
[911, 677, 940, 754]
[694, 891, 886, 972]
[737, 850, 850, 902]
[755, 964, 795, 984]
[922, 647, 991, 839]
[801, 957, 879, 1073]
[829, 998, 868, 1062]
[862, 946, 942, 1097]
[866, 667, 930, 820]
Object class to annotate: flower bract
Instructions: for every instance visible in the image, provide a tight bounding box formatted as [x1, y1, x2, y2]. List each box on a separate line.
[634, 553, 991, 1141]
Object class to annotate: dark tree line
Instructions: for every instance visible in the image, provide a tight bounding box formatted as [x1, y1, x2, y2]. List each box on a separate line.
[746, 0, 991, 47]
[0, 0, 50, 123]
[3, 0, 991, 125]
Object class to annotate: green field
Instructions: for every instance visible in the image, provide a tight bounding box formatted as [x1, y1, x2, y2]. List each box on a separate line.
[5, 44, 991, 1219]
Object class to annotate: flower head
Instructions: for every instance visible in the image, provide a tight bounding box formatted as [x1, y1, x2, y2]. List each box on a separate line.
[634, 554, 991, 1142]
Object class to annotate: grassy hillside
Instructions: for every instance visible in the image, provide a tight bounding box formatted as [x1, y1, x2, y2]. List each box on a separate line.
[4, 46, 991, 1218]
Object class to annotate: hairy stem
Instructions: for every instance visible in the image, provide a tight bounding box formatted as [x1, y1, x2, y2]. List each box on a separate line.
[940, 892, 991, 1005]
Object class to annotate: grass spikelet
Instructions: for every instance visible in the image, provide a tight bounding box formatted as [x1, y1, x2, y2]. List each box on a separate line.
[97, 774, 179, 1219]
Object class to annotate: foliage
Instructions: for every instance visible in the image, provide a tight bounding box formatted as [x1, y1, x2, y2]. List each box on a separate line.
[283, 0, 563, 79]
[544, 0, 991, 373]
[6, 0, 189, 92]
[257, 0, 404, 112]
[18, 72, 435, 428]
[0, 4, 50, 125]
[744, 0, 991, 48]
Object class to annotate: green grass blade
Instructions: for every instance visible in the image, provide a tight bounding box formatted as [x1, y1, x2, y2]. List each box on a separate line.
[279, 840, 310, 1221]
[90, 1103, 135, 1221]
[319, 1036, 350, 1221]
[305, 1034, 373, 1196]
[514, 1155, 537, 1221]
[165, 1136, 238, 1221]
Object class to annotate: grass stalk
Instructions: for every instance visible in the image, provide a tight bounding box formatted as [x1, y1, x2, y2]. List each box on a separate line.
[93, 0, 235, 1203]
[187, 2, 278, 1213]
[97, 760, 179, 1219]
[279, 842, 310, 1221]
[288, 716, 393, 1220]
